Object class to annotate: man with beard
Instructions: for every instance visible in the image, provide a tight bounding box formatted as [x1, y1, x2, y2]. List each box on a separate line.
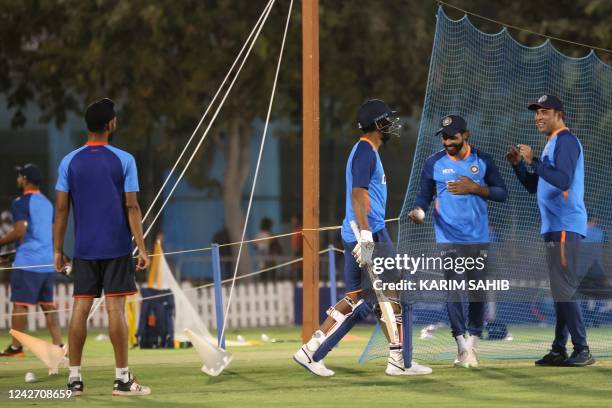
[507, 94, 593, 366]
[408, 115, 507, 368]
[294, 99, 432, 377]
[54, 98, 151, 396]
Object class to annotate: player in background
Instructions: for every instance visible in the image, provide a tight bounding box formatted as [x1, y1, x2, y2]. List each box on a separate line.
[294, 99, 432, 376]
[0, 164, 63, 356]
[507, 94, 593, 366]
[408, 115, 507, 368]
[54, 98, 152, 396]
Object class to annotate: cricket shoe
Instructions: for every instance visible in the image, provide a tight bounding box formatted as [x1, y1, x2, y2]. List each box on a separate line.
[112, 373, 151, 396]
[0, 344, 24, 357]
[466, 347, 479, 368]
[534, 349, 568, 366]
[67, 379, 84, 396]
[565, 348, 595, 367]
[453, 350, 471, 368]
[293, 347, 335, 377]
[293, 333, 334, 377]
[385, 350, 432, 376]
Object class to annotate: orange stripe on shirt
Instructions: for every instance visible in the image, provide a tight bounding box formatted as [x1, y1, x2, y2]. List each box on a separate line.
[560, 231, 567, 267]
[359, 137, 377, 151]
[547, 127, 569, 142]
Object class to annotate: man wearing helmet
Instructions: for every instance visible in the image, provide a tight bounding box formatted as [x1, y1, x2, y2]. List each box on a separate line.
[293, 99, 432, 377]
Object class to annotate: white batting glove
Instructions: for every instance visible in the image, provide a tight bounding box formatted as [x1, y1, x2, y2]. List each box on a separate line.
[352, 229, 374, 267]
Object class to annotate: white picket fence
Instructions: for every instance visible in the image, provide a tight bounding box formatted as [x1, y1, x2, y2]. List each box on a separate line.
[0, 281, 295, 330]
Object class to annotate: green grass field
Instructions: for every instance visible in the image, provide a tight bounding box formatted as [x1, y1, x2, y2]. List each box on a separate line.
[1, 326, 610, 407]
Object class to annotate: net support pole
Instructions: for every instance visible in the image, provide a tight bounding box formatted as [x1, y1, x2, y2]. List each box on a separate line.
[211, 243, 226, 349]
[328, 245, 337, 305]
[301, 0, 320, 342]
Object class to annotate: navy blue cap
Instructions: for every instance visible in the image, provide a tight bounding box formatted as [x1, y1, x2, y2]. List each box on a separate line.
[528, 94, 564, 112]
[85, 98, 116, 132]
[357, 99, 395, 130]
[435, 114, 467, 137]
[16, 163, 43, 186]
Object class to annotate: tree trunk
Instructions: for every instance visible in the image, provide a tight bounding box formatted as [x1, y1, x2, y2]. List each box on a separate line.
[222, 117, 252, 277]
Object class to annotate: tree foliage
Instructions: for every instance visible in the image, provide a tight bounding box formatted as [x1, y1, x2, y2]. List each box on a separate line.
[0, 0, 610, 230]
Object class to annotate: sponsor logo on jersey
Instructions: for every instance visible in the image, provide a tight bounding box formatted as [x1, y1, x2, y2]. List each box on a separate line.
[442, 168, 455, 175]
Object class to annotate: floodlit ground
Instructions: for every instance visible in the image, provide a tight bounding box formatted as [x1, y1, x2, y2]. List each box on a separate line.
[0, 326, 610, 407]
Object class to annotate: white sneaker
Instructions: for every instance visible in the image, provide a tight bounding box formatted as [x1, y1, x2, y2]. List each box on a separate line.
[453, 350, 471, 368]
[112, 373, 151, 396]
[293, 331, 334, 377]
[467, 347, 479, 368]
[293, 347, 335, 377]
[385, 350, 432, 376]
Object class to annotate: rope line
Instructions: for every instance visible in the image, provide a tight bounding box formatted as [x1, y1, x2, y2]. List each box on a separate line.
[220, 0, 293, 341]
[0, 218, 400, 270]
[438, 0, 612, 54]
[7, 248, 331, 317]
[140, 0, 276, 227]
[137, 0, 277, 249]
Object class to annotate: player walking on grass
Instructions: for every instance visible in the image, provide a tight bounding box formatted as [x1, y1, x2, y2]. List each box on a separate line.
[0, 164, 63, 357]
[294, 99, 432, 376]
[54, 98, 152, 396]
[408, 115, 507, 368]
[507, 94, 594, 367]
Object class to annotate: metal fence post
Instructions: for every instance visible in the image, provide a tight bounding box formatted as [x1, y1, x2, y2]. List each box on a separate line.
[211, 243, 226, 349]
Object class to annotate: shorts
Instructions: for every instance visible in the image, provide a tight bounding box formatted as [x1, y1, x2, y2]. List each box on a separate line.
[10, 269, 55, 306]
[73, 255, 137, 298]
[343, 227, 396, 293]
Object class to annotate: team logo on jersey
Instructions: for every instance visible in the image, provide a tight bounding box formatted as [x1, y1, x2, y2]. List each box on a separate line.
[470, 165, 479, 174]
[538, 95, 547, 103]
[442, 168, 455, 175]
[442, 116, 452, 126]
[382, 174, 386, 184]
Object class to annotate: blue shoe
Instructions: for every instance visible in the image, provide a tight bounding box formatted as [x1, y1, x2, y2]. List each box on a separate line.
[534, 349, 567, 366]
[565, 348, 595, 367]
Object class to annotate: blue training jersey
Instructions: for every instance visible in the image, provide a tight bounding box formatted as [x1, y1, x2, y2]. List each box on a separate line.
[414, 145, 507, 244]
[513, 128, 587, 237]
[56, 142, 139, 260]
[11, 191, 54, 272]
[341, 138, 387, 243]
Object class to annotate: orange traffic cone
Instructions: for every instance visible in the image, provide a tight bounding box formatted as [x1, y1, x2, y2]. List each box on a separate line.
[9, 330, 66, 370]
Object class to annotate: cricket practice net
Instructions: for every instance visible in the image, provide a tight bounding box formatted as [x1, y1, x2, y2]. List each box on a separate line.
[361, 7, 611, 363]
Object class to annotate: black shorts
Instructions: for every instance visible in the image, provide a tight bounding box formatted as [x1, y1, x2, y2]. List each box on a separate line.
[73, 255, 137, 298]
